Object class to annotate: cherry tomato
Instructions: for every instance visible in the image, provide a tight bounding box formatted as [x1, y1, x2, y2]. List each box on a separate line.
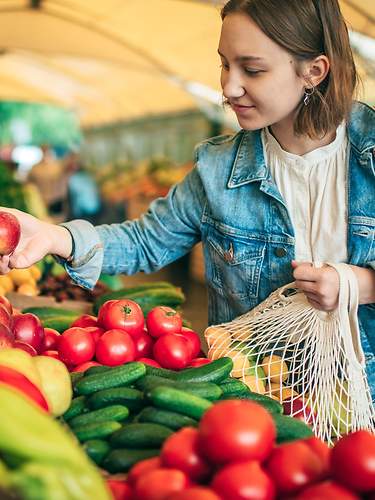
[188, 357, 211, 368]
[12, 313, 44, 353]
[71, 314, 98, 328]
[211, 460, 275, 500]
[133, 330, 154, 359]
[106, 479, 133, 500]
[167, 488, 220, 500]
[331, 430, 375, 492]
[153, 334, 192, 370]
[161, 427, 211, 481]
[303, 436, 331, 476]
[265, 441, 325, 495]
[0, 303, 12, 329]
[72, 361, 102, 372]
[0, 294, 12, 314]
[198, 400, 276, 465]
[98, 299, 144, 336]
[41, 328, 61, 351]
[13, 340, 37, 356]
[146, 307, 182, 338]
[42, 350, 60, 360]
[84, 326, 104, 343]
[134, 468, 190, 500]
[295, 480, 360, 500]
[137, 357, 161, 367]
[179, 327, 201, 358]
[58, 327, 96, 366]
[95, 329, 135, 366]
[127, 457, 161, 487]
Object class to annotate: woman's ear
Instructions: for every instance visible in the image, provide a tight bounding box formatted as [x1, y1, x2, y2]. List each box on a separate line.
[303, 55, 330, 87]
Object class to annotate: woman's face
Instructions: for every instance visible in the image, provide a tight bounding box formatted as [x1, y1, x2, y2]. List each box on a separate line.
[218, 12, 307, 131]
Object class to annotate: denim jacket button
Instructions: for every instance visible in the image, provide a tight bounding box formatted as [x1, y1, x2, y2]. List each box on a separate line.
[275, 247, 287, 257]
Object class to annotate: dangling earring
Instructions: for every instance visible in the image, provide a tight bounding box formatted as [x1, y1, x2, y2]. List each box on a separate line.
[303, 86, 315, 106]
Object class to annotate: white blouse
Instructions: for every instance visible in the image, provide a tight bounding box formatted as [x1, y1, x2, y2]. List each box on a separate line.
[261, 123, 348, 264]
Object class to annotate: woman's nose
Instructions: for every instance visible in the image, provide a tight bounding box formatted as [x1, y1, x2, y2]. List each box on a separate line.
[222, 71, 245, 99]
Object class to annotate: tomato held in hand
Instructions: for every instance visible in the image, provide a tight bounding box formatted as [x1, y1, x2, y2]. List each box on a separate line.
[146, 306, 182, 338]
[58, 327, 96, 366]
[295, 480, 360, 500]
[98, 299, 144, 336]
[198, 400, 276, 465]
[134, 468, 190, 500]
[153, 334, 192, 370]
[180, 327, 201, 358]
[95, 329, 136, 366]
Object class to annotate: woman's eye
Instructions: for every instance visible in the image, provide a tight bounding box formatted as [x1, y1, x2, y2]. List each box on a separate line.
[244, 68, 262, 76]
[220, 63, 229, 71]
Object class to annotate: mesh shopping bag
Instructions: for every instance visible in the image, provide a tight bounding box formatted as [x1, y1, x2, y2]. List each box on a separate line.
[204, 262, 375, 444]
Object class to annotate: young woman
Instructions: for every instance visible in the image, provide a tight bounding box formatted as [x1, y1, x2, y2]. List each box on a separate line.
[1, 0, 374, 397]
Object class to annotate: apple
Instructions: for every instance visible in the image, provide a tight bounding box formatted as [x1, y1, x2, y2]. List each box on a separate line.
[0, 211, 21, 255]
[12, 313, 45, 353]
[13, 340, 38, 356]
[0, 324, 14, 349]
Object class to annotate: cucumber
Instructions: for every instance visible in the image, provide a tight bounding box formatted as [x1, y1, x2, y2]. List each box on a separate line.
[85, 365, 112, 376]
[137, 375, 223, 401]
[69, 405, 129, 428]
[21, 306, 80, 319]
[83, 439, 111, 466]
[42, 316, 80, 332]
[149, 387, 212, 420]
[221, 392, 283, 415]
[137, 406, 198, 430]
[110, 423, 173, 449]
[73, 420, 122, 442]
[70, 371, 85, 385]
[63, 396, 88, 421]
[144, 365, 178, 379]
[102, 448, 159, 473]
[175, 357, 233, 383]
[75, 362, 146, 395]
[219, 378, 251, 397]
[273, 414, 314, 443]
[88, 387, 144, 411]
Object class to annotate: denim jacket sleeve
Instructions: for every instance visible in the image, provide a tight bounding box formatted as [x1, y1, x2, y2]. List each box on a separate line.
[59, 165, 206, 289]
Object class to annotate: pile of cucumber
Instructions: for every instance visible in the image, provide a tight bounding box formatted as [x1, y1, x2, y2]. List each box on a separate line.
[63, 357, 313, 473]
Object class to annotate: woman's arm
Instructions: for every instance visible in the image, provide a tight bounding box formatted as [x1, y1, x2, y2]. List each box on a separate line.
[350, 265, 375, 305]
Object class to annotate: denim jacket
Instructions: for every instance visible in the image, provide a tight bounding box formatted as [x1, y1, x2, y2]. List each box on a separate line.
[62, 101, 375, 398]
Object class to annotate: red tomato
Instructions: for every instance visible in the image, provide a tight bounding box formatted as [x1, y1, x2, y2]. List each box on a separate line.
[283, 397, 315, 424]
[0, 303, 12, 329]
[330, 430, 375, 492]
[137, 357, 161, 367]
[98, 299, 144, 336]
[71, 314, 98, 328]
[42, 350, 60, 360]
[58, 327, 96, 366]
[12, 313, 44, 353]
[146, 307, 182, 338]
[303, 436, 331, 475]
[72, 361, 102, 372]
[153, 334, 192, 370]
[179, 328, 201, 358]
[161, 427, 211, 482]
[41, 328, 61, 351]
[265, 441, 325, 495]
[211, 460, 275, 500]
[13, 340, 37, 356]
[134, 468, 189, 500]
[133, 330, 154, 359]
[0, 294, 12, 314]
[188, 357, 211, 368]
[127, 457, 161, 487]
[95, 329, 135, 366]
[198, 400, 276, 465]
[84, 326, 104, 343]
[167, 487, 220, 500]
[295, 480, 360, 500]
[106, 479, 133, 500]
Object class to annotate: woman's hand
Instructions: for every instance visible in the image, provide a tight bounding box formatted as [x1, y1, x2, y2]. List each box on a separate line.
[0, 208, 73, 273]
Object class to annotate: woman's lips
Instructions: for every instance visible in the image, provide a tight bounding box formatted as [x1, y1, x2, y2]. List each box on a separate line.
[231, 103, 256, 115]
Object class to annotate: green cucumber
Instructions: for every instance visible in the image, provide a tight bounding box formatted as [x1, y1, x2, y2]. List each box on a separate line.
[75, 362, 146, 395]
[70, 371, 85, 385]
[273, 414, 314, 443]
[69, 405, 129, 428]
[137, 406, 198, 430]
[137, 375, 222, 401]
[73, 420, 122, 442]
[110, 423, 172, 449]
[83, 439, 111, 465]
[88, 387, 144, 411]
[219, 378, 251, 397]
[63, 396, 88, 421]
[42, 316, 80, 332]
[85, 365, 112, 376]
[149, 387, 212, 420]
[144, 365, 177, 379]
[222, 391, 283, 415]
[21, 306, 80, 319]
[175, 357, 233, 383]
[102, 448, 159, 473]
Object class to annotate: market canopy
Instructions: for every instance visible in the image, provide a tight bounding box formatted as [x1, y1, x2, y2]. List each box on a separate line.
[0, 0, 373, 127]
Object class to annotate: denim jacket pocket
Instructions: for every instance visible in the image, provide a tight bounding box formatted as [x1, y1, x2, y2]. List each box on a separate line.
[349, 216, 375, 264]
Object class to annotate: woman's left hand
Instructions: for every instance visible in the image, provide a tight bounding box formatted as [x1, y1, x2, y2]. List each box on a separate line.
[291, 260, 340, 311]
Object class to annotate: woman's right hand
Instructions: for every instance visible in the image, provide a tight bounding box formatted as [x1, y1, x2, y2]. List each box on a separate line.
[0, 208, 73, 274]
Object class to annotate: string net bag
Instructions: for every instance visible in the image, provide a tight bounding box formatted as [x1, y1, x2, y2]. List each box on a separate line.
[204, 262, 375, 445]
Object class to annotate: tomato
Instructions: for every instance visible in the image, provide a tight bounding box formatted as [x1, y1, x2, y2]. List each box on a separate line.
[84, 326, 104, 343]
[188, 357, 211, 368]
[295, 480, 360, 500]
[58, 327, 96, 366]
[0, 294, 12, 314]
[0, 304, 12, 329]
[13, 340, 37, 356]
[127, 457, 161, 487]
[42, 350, 60, 360]
[0, 324, 13, 349]
[265, 441, 325, 495]
[95, 329, 136, 366]
[146, 307, 182, 338]
[137, 357, 161, 367]
[167, 487, 220, 500]
[106, 479, 133, 500]
[179, 328, 201, 358]
[161, 427, 211, 481]
[330, 430, 375, 492]
[211, 460, 275, 500]
[12, 313, 44, 353]
[198, 400, 275, 465]
[41, 328, 61, 351]
[71, 314, 98, 328]
[133, 330, 154, 359]
[134, 468, 190, 500]
[98, 299, 144, 336]
[153, 334, 192, 370]
[303, 436, 331, 475]
[72, 361, 102, 372]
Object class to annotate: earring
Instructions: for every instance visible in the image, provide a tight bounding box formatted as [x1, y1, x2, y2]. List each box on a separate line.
[303, 86, 315, 106]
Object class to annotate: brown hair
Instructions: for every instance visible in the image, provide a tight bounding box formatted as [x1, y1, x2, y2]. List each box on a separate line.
[221, 0, 359, 139]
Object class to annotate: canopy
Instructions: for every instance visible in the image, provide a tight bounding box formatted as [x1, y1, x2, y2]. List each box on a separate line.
[0, 0, 372, 127]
